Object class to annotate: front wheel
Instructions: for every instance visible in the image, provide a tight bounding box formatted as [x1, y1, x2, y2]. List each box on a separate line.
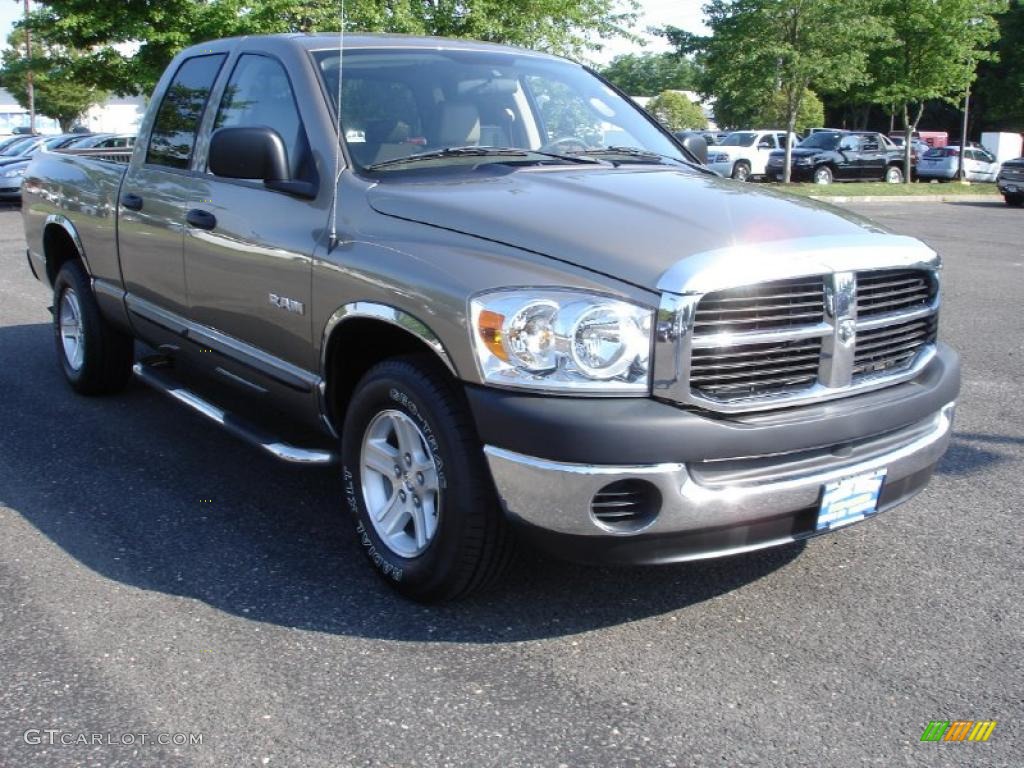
[341, 357, 513, 601]
[884, 165, 904, 183]
[53, 260, 134, 395]
[731, 161, 751, 181]
[813, 166, 833, 185]
[1004, 194, 1023, 208]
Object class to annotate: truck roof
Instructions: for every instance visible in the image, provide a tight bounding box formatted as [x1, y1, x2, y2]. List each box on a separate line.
[178, 32, 564, 61]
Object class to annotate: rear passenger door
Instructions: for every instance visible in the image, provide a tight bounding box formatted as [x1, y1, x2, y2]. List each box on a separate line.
[857, 134, 886, 179]
[119, 54, 226, 322]
[184, 52, 322, 376]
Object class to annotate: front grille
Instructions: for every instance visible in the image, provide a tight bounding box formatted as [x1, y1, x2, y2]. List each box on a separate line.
[1000, 163, 1024, 181]
[855, 269, 934, 318]
[690, 337, 821, 397]
[693, 276, 825, 335]
[853, 315, 937, 377]
[667, 264, 940, 412]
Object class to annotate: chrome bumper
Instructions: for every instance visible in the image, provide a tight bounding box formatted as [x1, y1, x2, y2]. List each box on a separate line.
[485, 402, 954, 560]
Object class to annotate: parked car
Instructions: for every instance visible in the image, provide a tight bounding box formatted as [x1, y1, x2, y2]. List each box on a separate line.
[888, 130, 948, 148]
[996, 157, 1024, 206]
[766, 130, 906, 184]
[916, 146, 1000, 182]
[0, 134, 93, 200]
[705, 129, 798, 181]
[64, 133, 136, 150]
[889, 136, 931, 164]
[22, 34, 959, 601]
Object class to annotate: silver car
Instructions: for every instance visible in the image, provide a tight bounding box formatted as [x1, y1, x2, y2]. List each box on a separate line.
[916, 146, 1000, 181]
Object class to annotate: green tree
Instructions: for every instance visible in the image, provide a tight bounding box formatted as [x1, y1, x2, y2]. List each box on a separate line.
[646, 90, 708, 131]
[598, 52, 697, 96]
[667, 0, 883, 182]
[868, 0, 1006, 180]
[23, 0, 639, 96]
[0, 30, 108, 131]
[758, 89, 824, 133]
[963, 0, 1021, 131]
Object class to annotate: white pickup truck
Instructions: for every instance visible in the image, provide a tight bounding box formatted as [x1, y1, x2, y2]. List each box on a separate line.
[707, 130, 797, 181]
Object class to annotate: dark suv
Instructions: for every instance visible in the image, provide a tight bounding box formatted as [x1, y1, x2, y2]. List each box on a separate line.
[767, 131, 906, 184]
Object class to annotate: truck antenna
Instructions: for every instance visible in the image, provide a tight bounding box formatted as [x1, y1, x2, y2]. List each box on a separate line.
[328, 0, 345, 250]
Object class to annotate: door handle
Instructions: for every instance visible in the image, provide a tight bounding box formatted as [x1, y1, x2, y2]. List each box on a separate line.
[121, 193, 143, 211]
[186, 208, 217, 230]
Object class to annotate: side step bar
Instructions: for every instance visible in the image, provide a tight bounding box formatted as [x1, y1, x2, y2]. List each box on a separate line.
[132, 362, 338, 466]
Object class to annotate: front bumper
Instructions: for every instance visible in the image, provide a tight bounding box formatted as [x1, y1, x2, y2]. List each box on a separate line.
[707, 160, 734, 177]
[485, 402, 952, 564]
[472, 344, 959, 565]
[998, 178, 1022, 195]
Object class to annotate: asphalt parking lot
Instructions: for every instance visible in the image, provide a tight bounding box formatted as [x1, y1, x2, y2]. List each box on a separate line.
[0, 200, 1021, 767]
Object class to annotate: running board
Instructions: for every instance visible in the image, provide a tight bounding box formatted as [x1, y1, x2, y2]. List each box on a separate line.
[132, 362, 338, 466]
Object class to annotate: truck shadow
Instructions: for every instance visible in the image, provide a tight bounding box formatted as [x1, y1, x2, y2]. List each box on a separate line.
[4, 321, 1007, 643]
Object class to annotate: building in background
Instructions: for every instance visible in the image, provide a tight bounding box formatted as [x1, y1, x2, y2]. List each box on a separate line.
[0, 88, 145, 135]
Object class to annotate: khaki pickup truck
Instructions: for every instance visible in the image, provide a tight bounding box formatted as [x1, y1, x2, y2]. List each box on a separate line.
[23, 34, 959, 601]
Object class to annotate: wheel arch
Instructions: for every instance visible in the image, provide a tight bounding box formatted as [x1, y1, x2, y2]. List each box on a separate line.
[42, 215, 89, 285]
[319, 302, 460, 437]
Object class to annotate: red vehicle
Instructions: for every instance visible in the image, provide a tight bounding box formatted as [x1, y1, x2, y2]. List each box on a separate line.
[889, 130, 948, 148]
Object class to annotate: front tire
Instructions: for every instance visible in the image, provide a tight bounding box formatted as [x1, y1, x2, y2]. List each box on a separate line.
[341, 357, 512, 601]
[813, 165, 833, 185]
[53, 260, 134, 395]
[731, 161, 751, 182]
[1004, 193, 1023, 208]
[884, 165, 904, 183]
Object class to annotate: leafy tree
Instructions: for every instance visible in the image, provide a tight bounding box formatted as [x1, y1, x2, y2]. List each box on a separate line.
[0, 30, 108, 131]
[21, 0, 639, 96]
[598, 52, 697, 96]
[760, 88, 824, 133]
[646, 90, 708, 131]
[868, 0, 1006, 180]
[666, 0, 883, 182]
[972, 0, 1023, 131]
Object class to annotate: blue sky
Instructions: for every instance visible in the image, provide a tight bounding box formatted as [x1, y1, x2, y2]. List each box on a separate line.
[0, 0, 708, 66]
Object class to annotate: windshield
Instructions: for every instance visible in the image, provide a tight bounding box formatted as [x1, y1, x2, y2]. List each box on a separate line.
[798, 132, 842, 150]
[314, 49, 686, 171]
[718, 132, 757, 147]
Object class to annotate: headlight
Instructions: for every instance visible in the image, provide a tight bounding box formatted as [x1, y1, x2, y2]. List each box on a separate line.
[793, 156, 814, 165]
[708, 152, 729, 163]
[470, 290, 652, 394]
[1, 167, 25, 177]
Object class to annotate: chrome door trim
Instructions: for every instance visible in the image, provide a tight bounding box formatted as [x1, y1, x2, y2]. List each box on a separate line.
[126, 293, 320, 393]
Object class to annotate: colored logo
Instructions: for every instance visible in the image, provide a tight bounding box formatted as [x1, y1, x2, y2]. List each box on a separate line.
[920, 720, 997, 742]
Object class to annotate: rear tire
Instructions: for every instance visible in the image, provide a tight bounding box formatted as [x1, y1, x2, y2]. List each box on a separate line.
[885, 165, 903, 183]
[52, 260, 134, 395]
[731, 161, 751, 182]
[340, 356, 513, 601]
[1004, 194, 1023, 208]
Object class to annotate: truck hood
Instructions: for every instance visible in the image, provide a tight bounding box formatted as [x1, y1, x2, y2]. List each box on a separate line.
[366, 166, 884, 291]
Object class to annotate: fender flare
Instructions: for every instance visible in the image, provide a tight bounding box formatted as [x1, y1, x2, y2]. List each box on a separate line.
[43, 214, 91, 276]
[318, 301, 459, 436]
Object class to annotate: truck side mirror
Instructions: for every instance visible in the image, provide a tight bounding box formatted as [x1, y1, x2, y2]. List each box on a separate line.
[680, 133, 708, 165]
[210, 126, 290, 182]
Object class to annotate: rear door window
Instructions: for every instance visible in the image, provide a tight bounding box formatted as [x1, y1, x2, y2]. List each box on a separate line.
[146, 54, 226, 169]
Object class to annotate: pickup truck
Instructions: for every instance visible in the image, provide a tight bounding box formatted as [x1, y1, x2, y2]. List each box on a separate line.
[22, 34, 960, 601]
[705, 129, 798, 181]
[766, 130, 907, 184]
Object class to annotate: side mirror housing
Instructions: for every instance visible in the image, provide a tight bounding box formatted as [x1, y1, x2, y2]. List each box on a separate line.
[209, 126, 290, 182]
[680, 133, 708, 165]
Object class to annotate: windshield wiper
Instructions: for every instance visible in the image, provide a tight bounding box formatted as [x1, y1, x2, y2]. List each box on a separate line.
[569, 146, 716, 175]
[366, 145, 604, 171]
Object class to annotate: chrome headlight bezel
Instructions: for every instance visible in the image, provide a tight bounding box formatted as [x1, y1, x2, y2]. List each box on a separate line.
[469, 289, 653, 395]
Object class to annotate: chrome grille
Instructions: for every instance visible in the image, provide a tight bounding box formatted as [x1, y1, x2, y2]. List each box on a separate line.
[853, 315, 937, 377]
[690, 337, 821, 396]
[693, 277, 825, 335]
[855, 269, 934, 318]
[656, 261, 941, 413]
[999, 164, 1024, 181]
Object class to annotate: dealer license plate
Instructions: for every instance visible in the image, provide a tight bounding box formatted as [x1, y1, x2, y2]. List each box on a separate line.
[816, 469, 887, 532]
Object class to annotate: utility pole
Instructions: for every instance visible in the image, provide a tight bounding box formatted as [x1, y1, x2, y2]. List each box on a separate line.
[23, 0, 35, 133]
[957, 78, 970, 182]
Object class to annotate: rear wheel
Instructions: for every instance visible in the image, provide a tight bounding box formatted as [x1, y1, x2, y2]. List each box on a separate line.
[731, 161, 751, 182]
[813, 165, 833, 185]
[1004, 194, 1023, 208]
[341, 357, 513, 601]
[884, 165, 904, 183]
[52, 260, 134, 395]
